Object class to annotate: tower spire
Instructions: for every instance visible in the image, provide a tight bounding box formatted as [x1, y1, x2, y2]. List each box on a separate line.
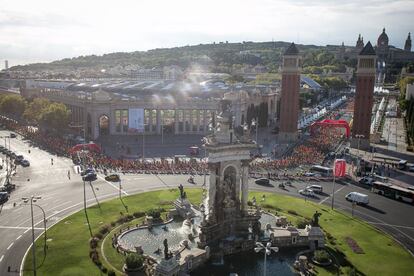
[405, 32, 412, 52]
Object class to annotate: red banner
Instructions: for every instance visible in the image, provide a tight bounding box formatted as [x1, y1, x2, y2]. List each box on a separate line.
[334, 159, 346, 177]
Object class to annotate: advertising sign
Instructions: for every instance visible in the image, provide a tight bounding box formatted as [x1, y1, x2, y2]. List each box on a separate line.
[128, 108, 144, 133]
[334, 159, 346, 177]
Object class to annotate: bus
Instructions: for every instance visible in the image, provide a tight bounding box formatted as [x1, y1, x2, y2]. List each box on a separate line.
[310, 165, 333, 177]
[371, 181, 414, 204]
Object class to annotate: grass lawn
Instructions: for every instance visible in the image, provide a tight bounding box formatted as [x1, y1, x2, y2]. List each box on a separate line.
[23, 189, 413, 276]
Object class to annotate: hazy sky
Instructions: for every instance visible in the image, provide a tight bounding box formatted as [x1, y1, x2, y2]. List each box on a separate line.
[1, 0, 413, 68]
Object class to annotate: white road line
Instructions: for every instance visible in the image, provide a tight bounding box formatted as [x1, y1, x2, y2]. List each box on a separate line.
[97, 175, 129, 196]
[24, 228, 30, 234]
[359, 221, 414, 230]
[0, 255, 3, 263]
[318, 185, 347, 204]
[335, 202, 414, 243]
[7, 242, 13, 250]
[0, 226, 43, 230]
[16, 235, 22, 240]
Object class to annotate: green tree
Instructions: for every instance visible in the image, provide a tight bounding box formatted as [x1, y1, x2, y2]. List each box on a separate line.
[39, 103, 71, 130]
[23, 98, 51, 123]
[0, 95, 27, 118]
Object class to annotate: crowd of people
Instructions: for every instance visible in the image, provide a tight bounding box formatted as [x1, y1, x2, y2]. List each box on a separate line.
[1, 115, 343, 176]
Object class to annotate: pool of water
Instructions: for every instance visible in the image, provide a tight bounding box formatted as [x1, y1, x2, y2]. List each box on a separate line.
[191, 248, 299, 276]
[118, 218, 201, 261]
[118, 212, 277, 261]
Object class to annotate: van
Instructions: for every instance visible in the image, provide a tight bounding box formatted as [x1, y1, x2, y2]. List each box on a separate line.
[398, 160, 407, 170]
[306, 185, 323, 194]
[345, 192, 369, 205]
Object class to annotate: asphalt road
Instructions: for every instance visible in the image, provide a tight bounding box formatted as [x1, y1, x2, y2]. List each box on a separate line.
[0, 130, 413, 275]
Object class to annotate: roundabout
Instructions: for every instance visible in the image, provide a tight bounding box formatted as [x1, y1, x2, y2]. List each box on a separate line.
[22, 188, 414, 276]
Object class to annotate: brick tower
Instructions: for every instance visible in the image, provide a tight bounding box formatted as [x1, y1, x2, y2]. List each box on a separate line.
[351, 41, 376, 150]
[279, 42, 301, 142]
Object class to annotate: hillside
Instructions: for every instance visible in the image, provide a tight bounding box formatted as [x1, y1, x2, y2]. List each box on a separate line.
[9, 41, 351, 75]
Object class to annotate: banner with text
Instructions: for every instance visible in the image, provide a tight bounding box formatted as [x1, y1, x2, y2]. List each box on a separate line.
[128, 108, 144, 133]
[334, 159, 346, 177]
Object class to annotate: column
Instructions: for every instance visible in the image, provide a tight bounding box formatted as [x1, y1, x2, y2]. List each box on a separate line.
[241, 161, 249, 213]
[149, 110, 153, 133]
[174, 110, 179, 134]
[156, 110, 161, 134]
[203, 110, 207, 133]
[196, 110, 200, 133]
[189, 110, 193, 133]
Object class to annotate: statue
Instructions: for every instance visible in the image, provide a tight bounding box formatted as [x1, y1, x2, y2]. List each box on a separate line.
[312, 211, 322, 226]
[178, 184, 186, 199]
[163, 238, 170, 260]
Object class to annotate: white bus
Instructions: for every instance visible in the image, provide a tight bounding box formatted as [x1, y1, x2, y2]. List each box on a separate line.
[310, 165, 333, 177]
[372, 181, 414, 204]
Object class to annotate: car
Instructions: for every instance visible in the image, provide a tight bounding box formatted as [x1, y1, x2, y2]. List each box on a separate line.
[9, 133, 16, 138]
[82, 172, 97, 182]
[81, 168, 95, 176]
[304, 172, 316, 177]
[16, 155, 24, 161]
[299, 189, 315, 197]
[0, 192, 9, 204]
[21, 160, 30, 167]
[254, 178, 270, 186]
[408, 165, 414, 172]
[105, 174, 120, 182]
[0, 183, 15, 192]
[359, 177, 374, 185]
[345, 192, 369, 205]
[306, 185, 323, 194]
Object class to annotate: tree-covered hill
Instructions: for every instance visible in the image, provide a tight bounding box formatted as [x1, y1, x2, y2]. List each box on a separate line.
[9, 40, 352, 74]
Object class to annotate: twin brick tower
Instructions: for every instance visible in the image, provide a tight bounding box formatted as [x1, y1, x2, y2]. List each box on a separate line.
[279, 42, 375, 149]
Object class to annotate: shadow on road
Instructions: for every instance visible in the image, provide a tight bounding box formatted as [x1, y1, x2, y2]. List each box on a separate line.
[360, 204, 386, 214]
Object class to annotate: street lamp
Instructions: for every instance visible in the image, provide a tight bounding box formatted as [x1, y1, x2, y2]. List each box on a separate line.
[254, 242, 279, 276]
[355, 134, 365, 159]
[83, 180, 93, 238]
[22, 195, 42, 276]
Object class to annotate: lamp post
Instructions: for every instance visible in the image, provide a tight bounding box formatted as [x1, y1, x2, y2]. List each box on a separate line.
[83, 180, 93, 238]
[355, 134, 364, 159]
[22, 195, 42, 276]
[254, 242, 278, 276]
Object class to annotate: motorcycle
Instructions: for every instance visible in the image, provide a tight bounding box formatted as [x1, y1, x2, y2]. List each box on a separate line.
[188, 176, 195, 184]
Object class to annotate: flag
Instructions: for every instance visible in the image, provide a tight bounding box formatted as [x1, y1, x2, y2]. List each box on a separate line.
[334, 159, 346, 177]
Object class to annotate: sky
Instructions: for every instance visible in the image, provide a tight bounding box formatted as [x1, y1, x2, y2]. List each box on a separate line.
[0, 0, 413, 68]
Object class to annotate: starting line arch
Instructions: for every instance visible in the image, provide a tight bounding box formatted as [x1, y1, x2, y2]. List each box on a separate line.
[310, 119, 350, 138]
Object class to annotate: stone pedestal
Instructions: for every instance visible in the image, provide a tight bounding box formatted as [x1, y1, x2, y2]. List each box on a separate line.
[154, 257, 180, 276]
[307, 226, 325, 250]
[173, 198, 195, 219]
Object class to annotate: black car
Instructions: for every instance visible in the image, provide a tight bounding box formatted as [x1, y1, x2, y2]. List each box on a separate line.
[82, 172, 97, 182]
[0, 183, 15, 193]
[0, 192, 9, 204]
[255, 178, 270, 186]
[10, 133, 16, 138]
[81, 168, 95, 176]
[21, 160, 30, 167]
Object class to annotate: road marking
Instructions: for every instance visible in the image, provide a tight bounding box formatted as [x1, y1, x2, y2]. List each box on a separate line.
[360, 221, 414, 230]
[7, 242, 13, 250]
[318, 185, 347, 204]
[0, 255, 3, 263]
[0, 226, 43, 230]
[335, 202, 414, 243]
[97, 175, 129, 196]
[24, 228, 30, 234]
[16, 235, 22, 240]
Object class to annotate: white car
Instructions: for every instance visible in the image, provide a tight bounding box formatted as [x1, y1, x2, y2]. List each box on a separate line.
[299, 189, 315, 197]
